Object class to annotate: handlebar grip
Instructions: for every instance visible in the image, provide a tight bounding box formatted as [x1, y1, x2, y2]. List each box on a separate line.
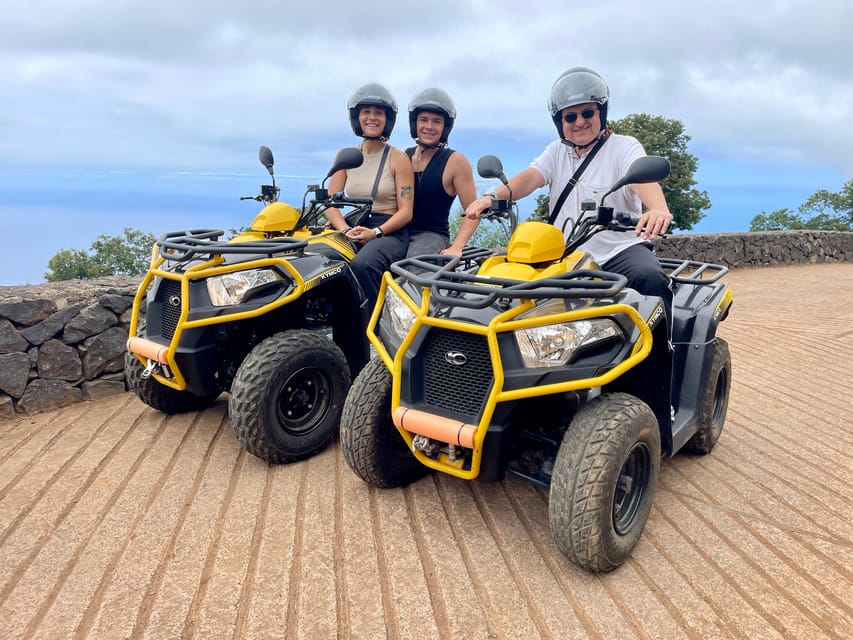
[614, 211, 640, 226]
[488, 198, 511, 213]
[332, 194, 373, 205]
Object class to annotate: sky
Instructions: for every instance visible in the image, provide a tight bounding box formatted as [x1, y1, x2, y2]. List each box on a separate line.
[1, 0, 850, 286]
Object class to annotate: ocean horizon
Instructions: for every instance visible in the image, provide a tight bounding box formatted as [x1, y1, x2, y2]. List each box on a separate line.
[1, 157, 845, 287]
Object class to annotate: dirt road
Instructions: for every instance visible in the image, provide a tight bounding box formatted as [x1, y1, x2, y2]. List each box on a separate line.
[1, 263, 851, 639]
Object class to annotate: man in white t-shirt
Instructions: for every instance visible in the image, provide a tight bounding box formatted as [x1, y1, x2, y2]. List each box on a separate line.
[464, 67, 673, 323]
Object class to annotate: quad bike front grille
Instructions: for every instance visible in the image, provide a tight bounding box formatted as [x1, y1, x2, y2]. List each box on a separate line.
[159, 279, 183, 340]
[420, 328, 493, 418]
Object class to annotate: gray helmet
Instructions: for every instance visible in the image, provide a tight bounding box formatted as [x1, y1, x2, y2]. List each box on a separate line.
[347, 83, 398, 138]
[548, 67, 610, 139]
[408, 87, 457, 144]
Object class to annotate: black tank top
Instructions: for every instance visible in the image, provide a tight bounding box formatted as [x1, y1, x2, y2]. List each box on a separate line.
[405, 146, 456, 236]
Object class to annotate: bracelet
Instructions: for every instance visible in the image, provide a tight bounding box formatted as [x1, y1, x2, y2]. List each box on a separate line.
[483, 191, 497, 199]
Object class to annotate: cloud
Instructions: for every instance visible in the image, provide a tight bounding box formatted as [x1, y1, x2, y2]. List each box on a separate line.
[1, 0, 851, 175]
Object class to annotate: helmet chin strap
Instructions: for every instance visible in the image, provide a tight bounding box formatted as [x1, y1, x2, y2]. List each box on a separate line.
[362, 135, 386, 141]
[561, 129, 608, 150]
[416, 139, 446, 150]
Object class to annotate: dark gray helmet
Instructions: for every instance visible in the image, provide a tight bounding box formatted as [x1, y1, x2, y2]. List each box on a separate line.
[347, 83, 398, 138]
[548, 67, 610, 138]
[408, 87, 457, 144]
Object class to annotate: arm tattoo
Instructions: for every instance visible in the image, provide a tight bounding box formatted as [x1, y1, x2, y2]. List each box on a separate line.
[400, 185, 412, 200]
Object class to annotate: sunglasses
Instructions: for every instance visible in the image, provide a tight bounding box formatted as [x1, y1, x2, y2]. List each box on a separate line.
[563, 108, 597, 123]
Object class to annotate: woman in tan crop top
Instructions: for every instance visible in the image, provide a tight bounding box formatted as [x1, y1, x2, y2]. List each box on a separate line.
[324, 83, 414, 310]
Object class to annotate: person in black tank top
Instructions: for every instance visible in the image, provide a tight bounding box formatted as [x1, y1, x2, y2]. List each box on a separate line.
[405, 88, 480, 257]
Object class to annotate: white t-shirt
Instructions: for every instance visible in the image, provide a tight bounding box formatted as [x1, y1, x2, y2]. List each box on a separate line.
[531, 133, 647, 264]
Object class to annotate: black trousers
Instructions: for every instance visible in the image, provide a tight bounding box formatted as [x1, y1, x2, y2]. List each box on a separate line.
[602, 242, 672, 330]
[351, 214, 409, 311]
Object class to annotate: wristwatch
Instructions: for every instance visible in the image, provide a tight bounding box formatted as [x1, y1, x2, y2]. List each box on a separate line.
[374, 227, 384, 238]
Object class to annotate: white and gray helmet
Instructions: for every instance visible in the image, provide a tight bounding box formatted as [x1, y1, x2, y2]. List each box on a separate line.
[548, 67, 610, 139]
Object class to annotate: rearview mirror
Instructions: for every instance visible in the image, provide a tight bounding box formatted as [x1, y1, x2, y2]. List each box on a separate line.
[609, 156, 670, 194]
[327, 148, 365, 177]
[476, 155, 508, 184]
[259, 145, 275, 176]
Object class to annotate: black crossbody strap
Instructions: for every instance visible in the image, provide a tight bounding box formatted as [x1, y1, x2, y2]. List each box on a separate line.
[370, 145, 391, 200]
[348, 144, 391, 229]
[548, 131, 610, 225]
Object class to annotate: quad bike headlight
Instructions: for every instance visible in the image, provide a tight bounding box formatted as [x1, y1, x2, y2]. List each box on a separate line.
[384, 287, 417, 339]
[207, 268, 283, 306]
[515, 318, 620, 368]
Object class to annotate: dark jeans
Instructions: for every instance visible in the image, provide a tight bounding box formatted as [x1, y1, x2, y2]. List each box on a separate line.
[351, 214, 409, 311]
[602, 242, 672, 332]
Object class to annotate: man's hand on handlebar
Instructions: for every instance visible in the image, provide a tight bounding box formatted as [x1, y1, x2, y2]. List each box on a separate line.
[464, 195, 494, 220]
[634, 207, 673, 240]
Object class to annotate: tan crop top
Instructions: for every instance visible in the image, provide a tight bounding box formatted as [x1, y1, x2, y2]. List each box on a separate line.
[345, 144, 398, 213]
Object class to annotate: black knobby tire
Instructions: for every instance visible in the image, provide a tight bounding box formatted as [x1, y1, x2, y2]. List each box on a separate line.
[684, 338, 731, 454]
[339, 357, 428, 488]
[229, 330, 350, 464]
[549, 392, 661, 572]
[125, 350, 219, 414]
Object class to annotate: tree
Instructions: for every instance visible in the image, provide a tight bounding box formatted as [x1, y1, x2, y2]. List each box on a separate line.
[750, 179, 852, 231]
[526, 114, 710, 231]
[45, 249, 108, 281]
[449, 208, 511, 249]
[45, 227, 157, 281]
[609, 114, 709, 230]
[530, 194, 550, 223]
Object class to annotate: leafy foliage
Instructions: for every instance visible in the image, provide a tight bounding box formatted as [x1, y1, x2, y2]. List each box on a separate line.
[45, 249, 107, 281]
[750, 179, 853, 231]
[449, 208, 512, 249]
[530, 194, 550, 223]
[529, 114, 710, 231]
[45, 227, 156, 281]
[609, 114, 709, 230]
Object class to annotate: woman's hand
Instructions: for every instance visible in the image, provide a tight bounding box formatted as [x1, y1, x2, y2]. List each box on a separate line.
[347, 226, 375, 244]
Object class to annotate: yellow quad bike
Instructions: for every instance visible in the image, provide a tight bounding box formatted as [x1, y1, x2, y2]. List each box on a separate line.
[126, 146, 373, 463]
[340, 155, 734, 572]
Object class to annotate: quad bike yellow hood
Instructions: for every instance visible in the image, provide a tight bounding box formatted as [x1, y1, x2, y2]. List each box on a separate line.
[250, 202, 301, 233]
[506, 221, 564, 263]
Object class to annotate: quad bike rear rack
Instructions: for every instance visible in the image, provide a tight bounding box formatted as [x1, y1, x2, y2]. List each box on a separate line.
[659, 258, 728, 285]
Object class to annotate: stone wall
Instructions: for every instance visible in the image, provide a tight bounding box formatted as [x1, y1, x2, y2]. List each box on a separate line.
[0, 277, 140, 419]
[654, 230, 853, 267]
[1, 230, 851, 418]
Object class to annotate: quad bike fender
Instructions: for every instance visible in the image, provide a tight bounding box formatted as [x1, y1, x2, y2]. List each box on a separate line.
[669, 283, 733, 452]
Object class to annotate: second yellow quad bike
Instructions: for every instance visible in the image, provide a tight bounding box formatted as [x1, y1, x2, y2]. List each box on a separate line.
[126, 146, 374, 463]
[340, 154, 733, 572]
